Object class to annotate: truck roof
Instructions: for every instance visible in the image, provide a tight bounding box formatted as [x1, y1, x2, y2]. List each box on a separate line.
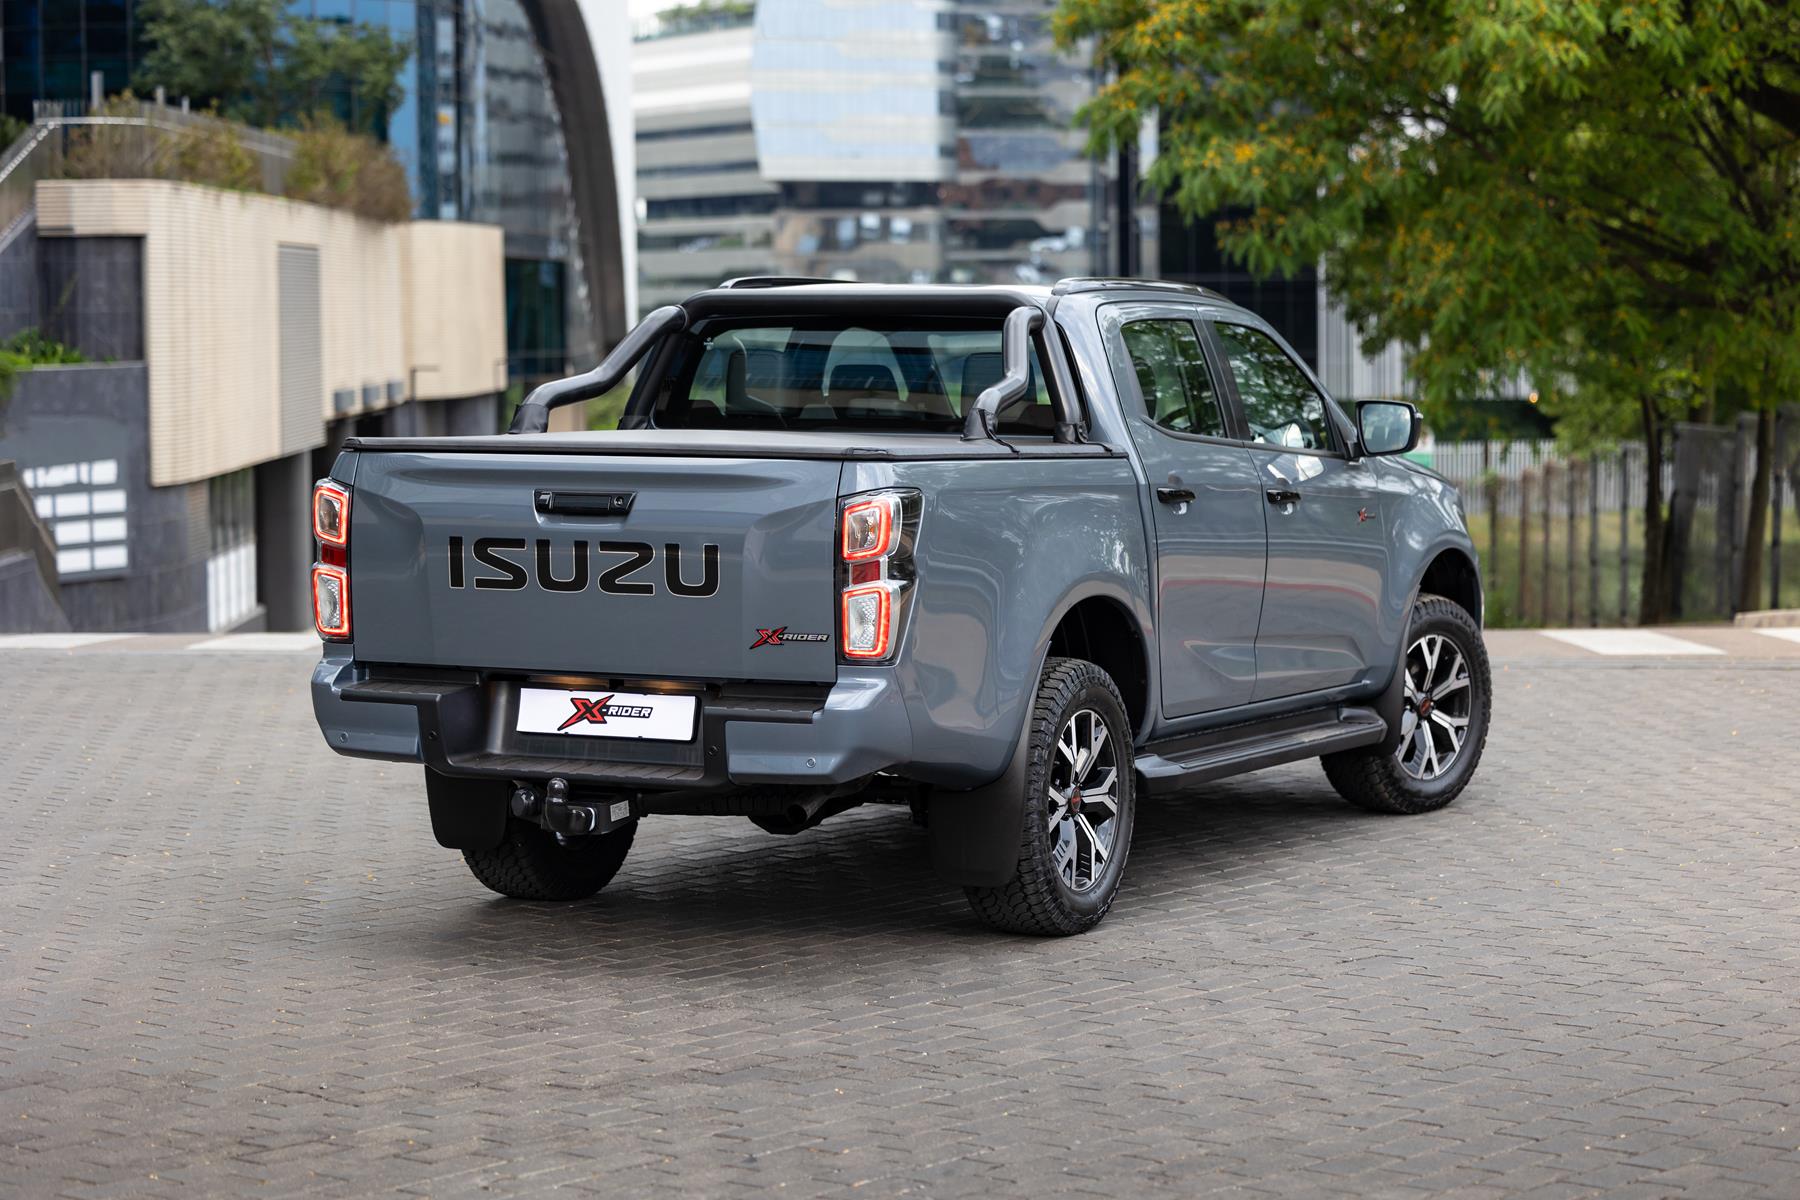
[680, 276, 1243, 319]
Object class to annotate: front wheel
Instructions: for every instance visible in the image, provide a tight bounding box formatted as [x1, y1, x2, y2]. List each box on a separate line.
[1323, 594, 1491, 814]
[965, 657, 1136, 936]
[462, 818, 636, 901]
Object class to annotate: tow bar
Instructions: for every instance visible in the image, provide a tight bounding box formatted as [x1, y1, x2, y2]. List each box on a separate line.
[510, 777, 635, 836]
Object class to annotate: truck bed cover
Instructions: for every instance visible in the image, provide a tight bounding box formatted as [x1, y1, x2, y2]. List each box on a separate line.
[344, 429, 1124, 461]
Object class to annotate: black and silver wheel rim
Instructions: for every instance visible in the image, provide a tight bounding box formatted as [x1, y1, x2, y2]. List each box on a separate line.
[1397, 632, 1474, 781]
[1046, 708, 1120, 893]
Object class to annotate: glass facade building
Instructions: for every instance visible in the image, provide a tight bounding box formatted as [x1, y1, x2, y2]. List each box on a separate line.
[943, 0, 1117, 284]
[1, 0, 144, 120]
[636, 0, 1134, 310]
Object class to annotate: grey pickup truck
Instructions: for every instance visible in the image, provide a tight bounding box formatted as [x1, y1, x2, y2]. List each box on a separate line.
[310, 277, 1490, 935]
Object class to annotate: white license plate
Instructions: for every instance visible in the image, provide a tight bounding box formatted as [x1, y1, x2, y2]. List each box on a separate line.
[516, 688, 698, 742]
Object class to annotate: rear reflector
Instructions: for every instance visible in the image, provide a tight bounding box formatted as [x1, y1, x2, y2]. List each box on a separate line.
[313, 563, 350, 640]
[840, 583, 892, 659]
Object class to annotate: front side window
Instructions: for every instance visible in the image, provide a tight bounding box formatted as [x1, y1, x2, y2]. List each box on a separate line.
[650, 321, 1056, 436]
[1213, 322, 1333, 452]
[1119, 318, 1227, 438]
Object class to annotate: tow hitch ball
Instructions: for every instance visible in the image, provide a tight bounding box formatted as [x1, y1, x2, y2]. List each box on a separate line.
[511, 777, 621, 836]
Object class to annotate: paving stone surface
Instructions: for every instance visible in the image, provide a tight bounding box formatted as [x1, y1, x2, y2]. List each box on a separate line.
[2, 649, 1798, 1197]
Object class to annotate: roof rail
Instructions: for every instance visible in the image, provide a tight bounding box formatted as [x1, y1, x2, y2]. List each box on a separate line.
[718, 275, 852, 290]
[1053, 277, 1232, 303]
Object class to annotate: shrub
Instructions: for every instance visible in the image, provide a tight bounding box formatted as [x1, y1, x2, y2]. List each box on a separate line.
[61, 93, 259, 193]
[282, 118, 412, 222]
[0, 329, 86, 409]
[3, 329, 87, 365]
[161, 119, 261, 192]
[61, 93, 162, 180]
[0, 114, 28, 156]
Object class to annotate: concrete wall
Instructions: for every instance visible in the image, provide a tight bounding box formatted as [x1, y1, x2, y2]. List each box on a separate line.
[402, 222, 507, 401]
[0, 364, 213, 632]
[0, 219, 39, 340]
[0, 551, 71, 633]
[38, 235, 145, 361]
[34, 179, 506, 488]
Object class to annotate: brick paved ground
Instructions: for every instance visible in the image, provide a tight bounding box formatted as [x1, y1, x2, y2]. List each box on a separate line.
[2, 646, 1798, 1198]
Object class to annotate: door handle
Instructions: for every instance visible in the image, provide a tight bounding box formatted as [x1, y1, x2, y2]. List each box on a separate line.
[1156, 486, 1196, 505]
[1265, 487, 1302, 507]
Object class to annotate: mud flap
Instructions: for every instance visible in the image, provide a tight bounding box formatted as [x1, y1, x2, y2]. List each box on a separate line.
[1377, 619, 1410, 755]
[927, 720, 1032, 888]
[425, 768, 508, 851]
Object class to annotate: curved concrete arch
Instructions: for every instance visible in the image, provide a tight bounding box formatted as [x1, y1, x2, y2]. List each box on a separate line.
[515, 0, 630, 355]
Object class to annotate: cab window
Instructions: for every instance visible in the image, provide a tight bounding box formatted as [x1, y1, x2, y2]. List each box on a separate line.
[1119, 319, 1227, 438]
[650, 320, 1056, 436]
[1213, 322, 1333, 451]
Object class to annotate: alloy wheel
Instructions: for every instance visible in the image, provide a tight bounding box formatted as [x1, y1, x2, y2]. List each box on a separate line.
[1396, 632, 1474, 781]
[1046, 708, 1120, 893]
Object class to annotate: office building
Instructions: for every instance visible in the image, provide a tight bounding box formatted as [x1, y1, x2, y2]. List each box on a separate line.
[634, 0, 1134, 308]
[0, 0, 635, 385]
[0, 1, 636, 633]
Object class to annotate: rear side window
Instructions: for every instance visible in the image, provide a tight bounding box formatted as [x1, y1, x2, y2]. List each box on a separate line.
[649, 321, 1057, 436]
[1119, 318, 1227, 438]
[1213, 322, 1333, 451]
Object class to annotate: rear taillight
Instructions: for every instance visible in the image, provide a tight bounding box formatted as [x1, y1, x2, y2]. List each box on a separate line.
[313, 479, 350, 547]
[312, 479, 351, 641]
[312, 563, 350, 638]
[837, 489, 919, 662]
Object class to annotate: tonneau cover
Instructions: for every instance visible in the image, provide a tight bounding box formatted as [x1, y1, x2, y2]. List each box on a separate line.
[344, 428, 1121, 461]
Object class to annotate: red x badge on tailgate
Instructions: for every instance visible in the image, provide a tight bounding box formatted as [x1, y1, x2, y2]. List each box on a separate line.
[558, 695, 615, 731]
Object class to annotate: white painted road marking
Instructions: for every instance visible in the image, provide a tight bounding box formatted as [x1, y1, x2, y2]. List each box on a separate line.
[1541, 629, 1724, 656]
[189, 633, 322, 652]
[1754, 628, 1800, 646]
[0, 633, 131, 649]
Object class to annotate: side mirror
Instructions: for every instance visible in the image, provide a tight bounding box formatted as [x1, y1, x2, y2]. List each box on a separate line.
[1357, 400, 1421, 457]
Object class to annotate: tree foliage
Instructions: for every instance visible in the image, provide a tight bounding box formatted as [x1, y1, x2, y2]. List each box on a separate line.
[134, 0, 409, 138]
[1057, 0, 1800, 617]
[283, 118, 413, 223]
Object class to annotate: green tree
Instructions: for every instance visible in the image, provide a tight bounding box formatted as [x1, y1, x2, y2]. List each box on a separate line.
[1057, 0, 1800, 621]
[135, 0, 408, 138]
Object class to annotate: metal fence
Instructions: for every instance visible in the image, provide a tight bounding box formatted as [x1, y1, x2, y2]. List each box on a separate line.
[1421, 410, 1800, 626]
[0, 100, 295, 242]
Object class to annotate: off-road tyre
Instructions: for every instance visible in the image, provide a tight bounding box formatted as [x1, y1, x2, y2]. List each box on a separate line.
[1323, 594, 1491, 815]
[462, 818, 636, 901]
[965, 657, 1136, 936]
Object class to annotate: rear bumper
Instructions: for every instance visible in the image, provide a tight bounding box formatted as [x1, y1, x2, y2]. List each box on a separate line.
[311, 653, 916, 791]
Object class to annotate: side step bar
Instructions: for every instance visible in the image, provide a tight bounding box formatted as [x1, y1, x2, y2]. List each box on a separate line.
[1133, 705, 1388, 796]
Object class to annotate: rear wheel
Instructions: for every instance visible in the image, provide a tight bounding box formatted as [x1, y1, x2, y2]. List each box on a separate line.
[462, 818, 636, 901]
[965, 657, 1136, 936]
[1323, 594, 1491, 814]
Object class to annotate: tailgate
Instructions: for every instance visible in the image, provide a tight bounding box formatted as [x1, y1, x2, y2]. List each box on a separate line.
[345, 451, 843, 683]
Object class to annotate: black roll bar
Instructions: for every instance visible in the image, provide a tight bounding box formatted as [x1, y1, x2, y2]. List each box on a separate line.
[962, 305, 1045, 441]
[508, 305, 688, 435]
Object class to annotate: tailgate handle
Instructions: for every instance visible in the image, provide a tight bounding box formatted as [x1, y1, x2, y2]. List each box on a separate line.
[535, 489, 635, 517]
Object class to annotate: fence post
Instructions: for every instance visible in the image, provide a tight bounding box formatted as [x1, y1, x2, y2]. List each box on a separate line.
[1566, 459, 1578, 625]
[1619, 445, 1631, 624]
[1774, 414, 1787, 611]
[1588, 452, 1601, 626]
[1486, 473, 1500, 607]
[1775, 408, 1794, 612]
[1541, 461, 1554, 626]
[1732, 415, 1752, 616]
[1519, 468, 1532, 625]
